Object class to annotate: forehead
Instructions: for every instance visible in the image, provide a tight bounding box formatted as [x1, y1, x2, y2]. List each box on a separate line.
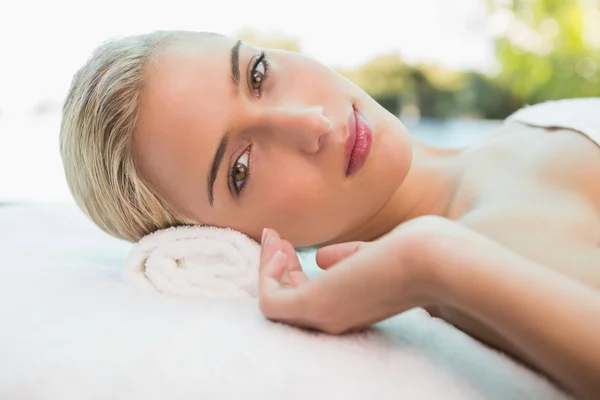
[133, 35, 236, 212]
[144, 35, 235, 124]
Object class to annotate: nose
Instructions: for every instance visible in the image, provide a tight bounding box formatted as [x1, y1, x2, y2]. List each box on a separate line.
[260, 105, 331, 154]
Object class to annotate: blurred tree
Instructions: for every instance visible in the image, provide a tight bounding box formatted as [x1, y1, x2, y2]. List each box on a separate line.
[411, 66, 466, 118]
[230, 25, 532, 120]
[485, 0, 600, 103]
[234, 28, 302, 52]
[337, 53, 412, 115]
[343, 53, 411, 97]
[455, 72, 523, 119]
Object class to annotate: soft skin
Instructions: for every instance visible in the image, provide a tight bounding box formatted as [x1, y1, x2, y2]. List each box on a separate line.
[127, 34, 600, 399]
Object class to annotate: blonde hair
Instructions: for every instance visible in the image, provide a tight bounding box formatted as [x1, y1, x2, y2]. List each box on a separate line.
[60, 30, 205, 242]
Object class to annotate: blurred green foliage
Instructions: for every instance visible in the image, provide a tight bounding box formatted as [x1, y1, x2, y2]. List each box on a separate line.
[237, 1, 599, 120]
[338, 57, 521, 119]
[486, 0, 600, 104]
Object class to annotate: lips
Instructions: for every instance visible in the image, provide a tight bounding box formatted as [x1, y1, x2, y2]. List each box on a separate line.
[344, 105, 372, 177]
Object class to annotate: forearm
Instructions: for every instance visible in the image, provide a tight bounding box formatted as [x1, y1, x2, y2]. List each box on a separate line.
[434, 243, 600, 399]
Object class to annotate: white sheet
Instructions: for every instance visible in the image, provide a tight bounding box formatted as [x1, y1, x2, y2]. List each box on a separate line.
[0, 203, 571, 400]
[506, 97, 600, 147]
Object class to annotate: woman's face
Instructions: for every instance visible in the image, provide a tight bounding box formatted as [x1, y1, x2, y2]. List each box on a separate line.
[134, 34, 413, 246]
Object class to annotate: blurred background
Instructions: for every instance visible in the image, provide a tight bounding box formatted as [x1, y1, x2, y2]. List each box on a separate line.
[0, 0, 599, 204]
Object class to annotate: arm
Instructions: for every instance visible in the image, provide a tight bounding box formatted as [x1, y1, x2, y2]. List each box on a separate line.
[258, 220, 600, 399]
[418, 218, 600, 400]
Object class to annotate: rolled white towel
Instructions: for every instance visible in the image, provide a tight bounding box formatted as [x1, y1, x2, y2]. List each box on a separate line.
[123, 225, 261, 300]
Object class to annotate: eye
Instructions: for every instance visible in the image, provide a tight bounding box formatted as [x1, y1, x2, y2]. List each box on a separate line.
[250, 52, 269, 98]
[230, 147, 251, 194]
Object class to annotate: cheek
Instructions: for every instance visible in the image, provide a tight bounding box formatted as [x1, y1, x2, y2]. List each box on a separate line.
[262, 172, 322, 216]
[372, 120, 413, 186]
[260, 179, 328, 245]
[279, 55, 342, 100]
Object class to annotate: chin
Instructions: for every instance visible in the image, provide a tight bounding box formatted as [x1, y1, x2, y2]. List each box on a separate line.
[360, 127, 412, 214]
[376, 113, 413, 170]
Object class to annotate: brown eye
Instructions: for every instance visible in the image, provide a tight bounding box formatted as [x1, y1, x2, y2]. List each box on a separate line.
[248, 51, 269, 98]
[234, 163, 247, 182]
[252, 70, 263, 90]
[252, 63, 265, 91]
[230, 149, 250, 194]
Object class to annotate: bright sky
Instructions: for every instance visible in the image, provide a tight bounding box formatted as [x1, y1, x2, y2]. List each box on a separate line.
[0, 0, 495, 112]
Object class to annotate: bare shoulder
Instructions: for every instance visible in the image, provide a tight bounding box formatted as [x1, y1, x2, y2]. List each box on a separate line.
[523, 124, 600, 208]
[459, 121, 600, 219]
[453, 122, 600, 286]
[458, 202, 600, 290]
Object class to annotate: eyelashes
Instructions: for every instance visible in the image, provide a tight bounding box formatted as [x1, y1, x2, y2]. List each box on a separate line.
[248, 51, 270, 98]
[228, 51, 271, 198]
[229, 145, 252, 196]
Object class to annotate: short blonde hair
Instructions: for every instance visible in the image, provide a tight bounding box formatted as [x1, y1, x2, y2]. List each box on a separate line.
[60, 30, 204, 242]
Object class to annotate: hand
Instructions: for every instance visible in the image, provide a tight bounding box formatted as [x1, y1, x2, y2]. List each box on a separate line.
[258, 225, 435, 334]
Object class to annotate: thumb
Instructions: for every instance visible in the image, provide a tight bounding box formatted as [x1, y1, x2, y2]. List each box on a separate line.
[315, 241, 365, 270]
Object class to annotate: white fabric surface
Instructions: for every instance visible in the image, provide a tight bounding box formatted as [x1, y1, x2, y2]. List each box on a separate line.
[124, 225, 260, 300]
[506, 97, 600, 146]
[0, 203, 571, 400]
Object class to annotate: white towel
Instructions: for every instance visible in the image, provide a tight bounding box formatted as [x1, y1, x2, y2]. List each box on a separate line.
[505, 97, 600, 146]
[1, 204, 572, 400]
[123, 225, 261, 300]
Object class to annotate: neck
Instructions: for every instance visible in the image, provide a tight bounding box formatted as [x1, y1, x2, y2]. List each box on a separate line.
[342, 140, 465, 243]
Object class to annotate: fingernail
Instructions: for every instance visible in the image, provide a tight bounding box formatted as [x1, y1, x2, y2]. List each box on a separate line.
[261, 228, 268, 244]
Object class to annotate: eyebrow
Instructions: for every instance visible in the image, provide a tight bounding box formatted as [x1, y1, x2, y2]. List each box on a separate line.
[207, 41, 243, 207]
[207, 132, 230, 207]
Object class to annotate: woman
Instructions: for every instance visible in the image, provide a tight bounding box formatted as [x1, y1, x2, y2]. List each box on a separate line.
[60, 30, 600, 398]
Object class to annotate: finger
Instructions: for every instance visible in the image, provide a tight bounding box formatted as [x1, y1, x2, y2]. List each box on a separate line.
[281, 240, 301, 271]
[316, 241, 364, 270]
[281, 240, 309, 287]
[260, 228, 282, 269]
[259, 250, 288, 293]
[259, 251, 307, 322]
[279, 271, 293, 288]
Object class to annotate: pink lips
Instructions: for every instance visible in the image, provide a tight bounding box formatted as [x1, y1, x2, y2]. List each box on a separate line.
[344, 106, 372, 177]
